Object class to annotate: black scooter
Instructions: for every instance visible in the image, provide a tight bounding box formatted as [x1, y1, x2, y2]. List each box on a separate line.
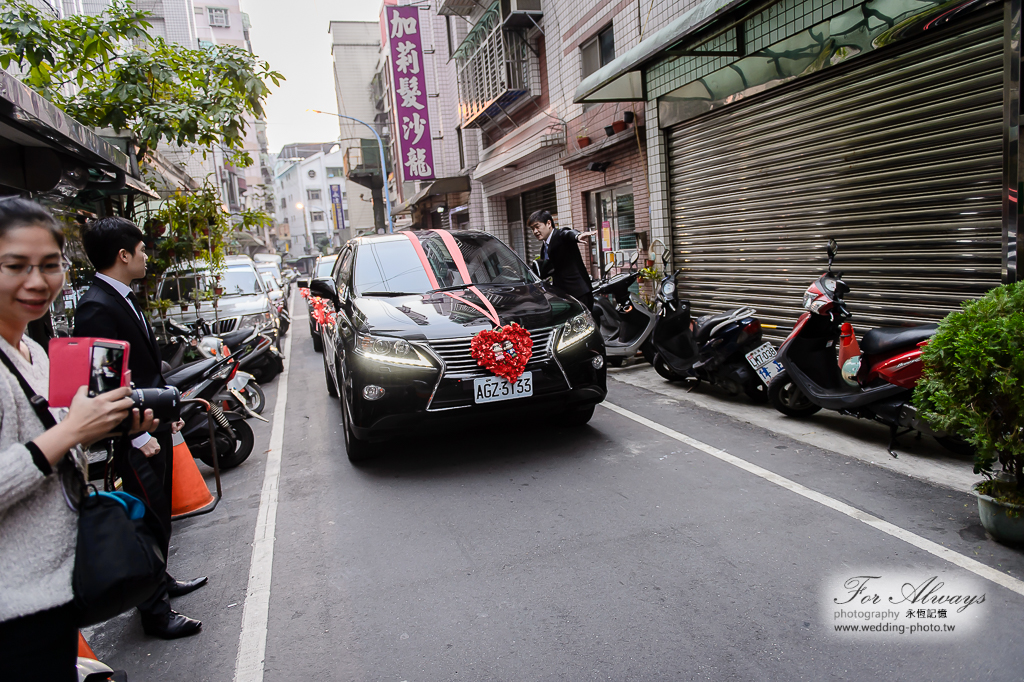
[649, 253, 770, 402]
[592, 252, 657, 366]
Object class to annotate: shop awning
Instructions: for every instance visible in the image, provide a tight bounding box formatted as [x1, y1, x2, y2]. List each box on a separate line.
[572, 0, 755, 104]
[391, 176, 472, 216]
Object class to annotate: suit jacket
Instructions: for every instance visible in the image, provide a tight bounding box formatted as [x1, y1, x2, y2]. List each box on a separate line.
[538, 228, 592, 300]
[73, 276, 165, 388]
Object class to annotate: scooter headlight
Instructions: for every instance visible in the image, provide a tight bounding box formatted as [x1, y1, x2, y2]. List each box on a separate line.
[557, 310, 595, 352]
[662, 281, 676, 296]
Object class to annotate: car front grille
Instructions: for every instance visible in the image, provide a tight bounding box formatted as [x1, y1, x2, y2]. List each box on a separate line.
[212, 318, 239, 335]
[427, 327, 558, 379]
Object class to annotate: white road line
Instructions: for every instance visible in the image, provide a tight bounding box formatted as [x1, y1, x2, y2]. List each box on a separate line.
[600, 401, 1024, 598]
[234, 296, 295, 682]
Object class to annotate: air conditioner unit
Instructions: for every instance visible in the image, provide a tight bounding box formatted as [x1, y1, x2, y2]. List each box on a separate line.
[501, 0, 542, 29]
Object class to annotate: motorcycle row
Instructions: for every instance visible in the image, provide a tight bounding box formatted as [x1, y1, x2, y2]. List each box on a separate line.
[592, 240, 968, 458]
[154, 312, 286, 471]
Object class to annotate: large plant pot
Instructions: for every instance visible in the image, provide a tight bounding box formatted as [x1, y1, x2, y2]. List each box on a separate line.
[975, 491, 1024, 546]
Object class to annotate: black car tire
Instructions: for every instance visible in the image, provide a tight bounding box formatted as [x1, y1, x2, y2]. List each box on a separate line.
[744, 380, 769, 403]
[340, 382, 374, 463]
[565, 404, 596, 426]
[653, 353, 681, 381]
[324, 351, 339, 398]
[312, 331, 323, 353]
[768, 372, 821, 417]
[196, 419, 255, 470]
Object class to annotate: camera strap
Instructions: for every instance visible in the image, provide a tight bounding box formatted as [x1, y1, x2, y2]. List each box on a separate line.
[0, 345, 85, 504]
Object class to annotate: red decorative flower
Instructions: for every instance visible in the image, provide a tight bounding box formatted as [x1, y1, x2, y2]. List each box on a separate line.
[470, 323, 532, 383]
[299, 287, 311, 300]
[310, 296, 335, 327]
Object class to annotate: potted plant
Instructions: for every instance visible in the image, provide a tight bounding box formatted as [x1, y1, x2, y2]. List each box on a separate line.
[623, 110, 635, 125]
[152, 298, 172, 319]
[612, 119, 627, 134]
[577, 128, 591, 148]
[914, 281, 1024, 545]
[604, 124, 615, 137]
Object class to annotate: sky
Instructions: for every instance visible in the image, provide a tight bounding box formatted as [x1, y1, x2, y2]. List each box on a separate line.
[240, 0, 381, 154]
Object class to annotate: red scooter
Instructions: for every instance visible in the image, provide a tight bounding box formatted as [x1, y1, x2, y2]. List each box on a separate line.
[768, 240, 968, 458]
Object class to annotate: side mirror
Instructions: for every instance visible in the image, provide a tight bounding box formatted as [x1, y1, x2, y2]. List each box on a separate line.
[661, 250, 670, 265]
[827, 239, 838, 270]
[309, 277, 339, 306]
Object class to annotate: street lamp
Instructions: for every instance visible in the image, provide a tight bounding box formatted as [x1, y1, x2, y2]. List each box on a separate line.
[295, 202, 311, 254]
[309, 109, 394, 233]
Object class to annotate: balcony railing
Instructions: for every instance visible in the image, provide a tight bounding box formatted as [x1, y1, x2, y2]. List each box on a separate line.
[453, 1, 534, 129]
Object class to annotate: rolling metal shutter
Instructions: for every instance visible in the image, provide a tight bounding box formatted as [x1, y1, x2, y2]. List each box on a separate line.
[521, 182, 558, 262]
[666, 14, 1005, 343]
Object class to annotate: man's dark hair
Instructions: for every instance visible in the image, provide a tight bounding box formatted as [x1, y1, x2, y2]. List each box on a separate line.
[527, 209, 554, 228]
[0, 197, 65, 249]
[82, 216, 144, 271]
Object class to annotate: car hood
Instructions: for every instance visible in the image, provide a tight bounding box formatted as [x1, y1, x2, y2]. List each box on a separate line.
[173, 294, 271, 322]
[353, 283, 582, 339]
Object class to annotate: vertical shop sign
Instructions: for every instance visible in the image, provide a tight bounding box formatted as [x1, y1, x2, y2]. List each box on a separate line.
[386, 5, 435, 182]
[330, 185, 345, 232]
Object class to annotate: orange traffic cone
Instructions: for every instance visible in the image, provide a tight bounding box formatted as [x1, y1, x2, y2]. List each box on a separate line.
[171, 431, 217, 519]
[78, 632, 97, 659]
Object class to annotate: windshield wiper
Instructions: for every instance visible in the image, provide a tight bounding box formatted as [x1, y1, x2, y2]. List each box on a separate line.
[427, 282, 510, 294]
[359, 291, 418, 297]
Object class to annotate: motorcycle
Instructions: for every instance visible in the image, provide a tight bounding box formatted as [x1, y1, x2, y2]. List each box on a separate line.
[649, 252, 771, 402]
[591, 251, 657, 367]
[767, 239, 968, 457]
[163, 347, 257, 470]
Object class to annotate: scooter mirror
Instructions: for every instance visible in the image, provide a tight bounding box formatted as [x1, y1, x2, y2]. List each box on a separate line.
[827, 239, 838, 268]
[603, 261, 615, 273]
[661, 250, 669, 265]
[630, 251, 639, 265]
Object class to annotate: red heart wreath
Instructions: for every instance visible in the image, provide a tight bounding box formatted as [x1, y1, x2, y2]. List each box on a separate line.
[470, 323, 533, 383]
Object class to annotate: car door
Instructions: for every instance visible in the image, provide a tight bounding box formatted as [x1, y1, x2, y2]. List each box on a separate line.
[326, 247, 355, 389]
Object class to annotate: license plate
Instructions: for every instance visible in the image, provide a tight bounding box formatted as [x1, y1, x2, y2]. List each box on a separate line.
[473, 372, 533, 404]
[745, 342, 784, 386]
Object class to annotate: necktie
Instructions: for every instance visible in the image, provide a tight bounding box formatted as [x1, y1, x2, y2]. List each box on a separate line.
[541, 242, 549, 260]
[126, 291, 144, 321]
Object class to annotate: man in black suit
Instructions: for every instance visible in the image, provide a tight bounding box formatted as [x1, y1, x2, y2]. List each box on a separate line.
[528, 210, 596, 311]
[74, 217, 206, 640]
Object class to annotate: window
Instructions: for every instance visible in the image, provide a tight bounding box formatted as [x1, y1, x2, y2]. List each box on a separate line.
[326, 167, 345, 178]
[307, 189, 321, 201]
[310, 211, 325, 222]
[208, 7, 229, 27]
[581, 25, 615, 78]
[280, 197, 286, 209]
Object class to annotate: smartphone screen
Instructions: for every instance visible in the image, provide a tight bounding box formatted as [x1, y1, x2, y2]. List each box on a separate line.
[89, 344, 125, 396]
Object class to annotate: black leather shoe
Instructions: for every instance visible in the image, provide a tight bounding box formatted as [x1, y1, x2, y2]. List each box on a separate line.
[141, 611, 202, 639]
[167, 576, 208, 598]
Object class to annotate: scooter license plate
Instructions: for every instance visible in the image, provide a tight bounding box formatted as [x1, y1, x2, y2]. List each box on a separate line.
[745, 342, 784, 386]
[474, 372, 533, 404]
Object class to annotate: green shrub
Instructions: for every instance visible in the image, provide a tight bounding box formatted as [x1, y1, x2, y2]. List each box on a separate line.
[913, 282, 1024, 498]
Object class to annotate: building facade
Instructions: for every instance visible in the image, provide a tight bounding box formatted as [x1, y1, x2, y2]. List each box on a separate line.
[273, 146, 352, 254]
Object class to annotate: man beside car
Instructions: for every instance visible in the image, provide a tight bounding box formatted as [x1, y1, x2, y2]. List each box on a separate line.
[74, 217, 206, 640]
[528, 210, 596, 312]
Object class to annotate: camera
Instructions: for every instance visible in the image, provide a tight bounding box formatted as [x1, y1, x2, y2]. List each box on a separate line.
[48, 338, 181, 428]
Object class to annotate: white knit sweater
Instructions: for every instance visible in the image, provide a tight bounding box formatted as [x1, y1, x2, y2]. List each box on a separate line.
[0, 335, 82, 623]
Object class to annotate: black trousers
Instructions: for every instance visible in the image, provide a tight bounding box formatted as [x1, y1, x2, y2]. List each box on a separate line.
[114, 430, 175, 617]
[0, 602, 78, 681]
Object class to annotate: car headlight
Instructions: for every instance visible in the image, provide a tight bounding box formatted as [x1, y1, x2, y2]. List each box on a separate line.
[557, 310, 595, 352]
[354, 333, 433, 368]
[239, 312, 272, 329]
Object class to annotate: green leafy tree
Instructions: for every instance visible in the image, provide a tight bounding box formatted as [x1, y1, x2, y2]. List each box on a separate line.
[0, 0, 283, 167]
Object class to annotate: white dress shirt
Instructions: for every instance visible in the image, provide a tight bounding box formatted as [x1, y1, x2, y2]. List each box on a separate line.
[94, 274, 151, 449]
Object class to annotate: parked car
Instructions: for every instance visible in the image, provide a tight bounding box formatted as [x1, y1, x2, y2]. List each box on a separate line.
[309, 231, 606, 462]
[158, 256, 279, 341]
[300, 253, 339, 352]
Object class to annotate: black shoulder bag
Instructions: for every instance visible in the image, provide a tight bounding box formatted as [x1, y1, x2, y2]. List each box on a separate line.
[0, 348, 166, 627]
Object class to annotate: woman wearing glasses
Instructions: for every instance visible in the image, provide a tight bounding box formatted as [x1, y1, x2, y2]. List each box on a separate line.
[0, 199, 153, 680]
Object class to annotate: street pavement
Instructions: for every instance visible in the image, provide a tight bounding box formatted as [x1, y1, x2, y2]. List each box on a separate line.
[88, 321, 1024, 681]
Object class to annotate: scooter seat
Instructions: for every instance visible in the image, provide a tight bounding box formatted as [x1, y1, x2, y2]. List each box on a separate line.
[860, 324, 937, 356]
[164, 357, 219, 388]
[220, 328, 253, 349]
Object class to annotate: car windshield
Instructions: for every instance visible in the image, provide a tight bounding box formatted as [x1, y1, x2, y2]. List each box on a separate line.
[353, 232, 536, 296]
[160, 266, 263, 301]
[316, 258, 337, 278]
